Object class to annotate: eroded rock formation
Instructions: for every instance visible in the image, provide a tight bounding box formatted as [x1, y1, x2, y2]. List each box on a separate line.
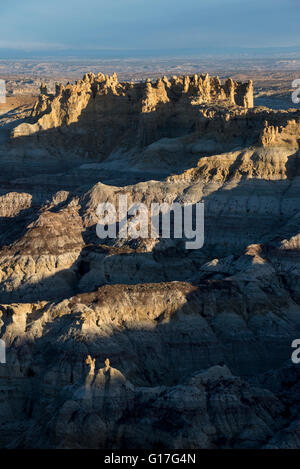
[12, 73, 254, 156]
[0, 71, 300, 448]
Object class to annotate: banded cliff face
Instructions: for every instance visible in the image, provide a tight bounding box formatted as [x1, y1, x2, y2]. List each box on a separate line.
[1, 72, 300, 448]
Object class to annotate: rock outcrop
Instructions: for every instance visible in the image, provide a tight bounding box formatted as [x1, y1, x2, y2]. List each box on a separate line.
[11, 73, 254, 157]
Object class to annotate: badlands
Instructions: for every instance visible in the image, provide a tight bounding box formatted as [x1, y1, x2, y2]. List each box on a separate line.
[0, 70, 300, 448]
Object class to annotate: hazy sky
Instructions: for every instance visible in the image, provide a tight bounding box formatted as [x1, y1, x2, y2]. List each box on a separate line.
[0, 0, 299, 54]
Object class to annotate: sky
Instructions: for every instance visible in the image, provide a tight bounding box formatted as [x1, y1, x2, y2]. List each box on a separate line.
[0, 0, 299, 57]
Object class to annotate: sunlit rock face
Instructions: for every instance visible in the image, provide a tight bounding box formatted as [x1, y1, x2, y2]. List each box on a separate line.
[11, 73, 254, 156]
[1, 72, 300, 448]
